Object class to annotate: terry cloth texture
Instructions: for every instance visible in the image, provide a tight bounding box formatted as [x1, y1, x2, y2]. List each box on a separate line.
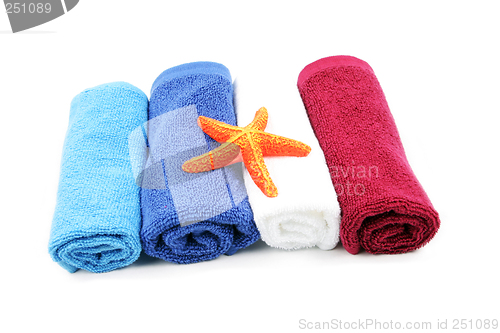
[233, 67, 340, 250]
[140, 61, 260, 264]
[49, 82, 148, 273]
[297, 55, 440, 254]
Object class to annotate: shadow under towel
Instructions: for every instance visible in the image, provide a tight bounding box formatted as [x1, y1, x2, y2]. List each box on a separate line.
[139, 61, 260, 264]
[49, 82, 148, 273]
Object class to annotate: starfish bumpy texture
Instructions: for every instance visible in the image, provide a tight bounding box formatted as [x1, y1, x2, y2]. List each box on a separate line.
[182, 107, 311, 197]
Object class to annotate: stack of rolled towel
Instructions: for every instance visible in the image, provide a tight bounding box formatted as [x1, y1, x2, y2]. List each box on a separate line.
[48, 57, 439, 273]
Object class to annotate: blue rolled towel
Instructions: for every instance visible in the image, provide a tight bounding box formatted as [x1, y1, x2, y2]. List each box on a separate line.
[139, 61, 260, 264]
[49, 82, 148, 273]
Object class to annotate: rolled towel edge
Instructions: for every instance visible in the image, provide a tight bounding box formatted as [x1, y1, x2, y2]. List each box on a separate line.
[151, 61, 232, 96]
[341, 198, 440, 254]
[297, 55, 374, 88]
[74, 81, 147, 100]
[255, 208, 340, 250]
[141, 222, 234, 264]
[49, 228, 142, 273]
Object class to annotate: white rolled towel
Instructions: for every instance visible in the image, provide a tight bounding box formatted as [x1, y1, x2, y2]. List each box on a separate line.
[233, 66, 340, 250]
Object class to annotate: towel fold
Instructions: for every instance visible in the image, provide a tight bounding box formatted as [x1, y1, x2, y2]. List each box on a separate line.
[233, 67, 340, 250]
[49, 82, 148, 273]
[139, 61, 260, 264]
[298, 55, 440, 254]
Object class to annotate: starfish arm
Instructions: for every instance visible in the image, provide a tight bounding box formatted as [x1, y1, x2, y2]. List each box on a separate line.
[257, 132, 312, 157]
[182, 142, 241, 173]
[239, 134, 278, 198]
[198, 116, 241, 142]
[246, 107, 268, 131]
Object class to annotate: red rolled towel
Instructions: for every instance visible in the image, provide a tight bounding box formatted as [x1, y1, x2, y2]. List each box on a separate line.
[297, 55, 440, 254]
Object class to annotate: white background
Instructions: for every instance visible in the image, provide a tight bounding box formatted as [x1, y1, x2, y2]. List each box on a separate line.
[1, 1, 499, 332]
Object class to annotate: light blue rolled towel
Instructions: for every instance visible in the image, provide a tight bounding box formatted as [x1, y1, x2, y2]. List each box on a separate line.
[49, 82, 148, 273]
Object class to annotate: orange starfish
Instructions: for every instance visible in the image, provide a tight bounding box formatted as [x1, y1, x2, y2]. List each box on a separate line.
[182, 107, 311, 197]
